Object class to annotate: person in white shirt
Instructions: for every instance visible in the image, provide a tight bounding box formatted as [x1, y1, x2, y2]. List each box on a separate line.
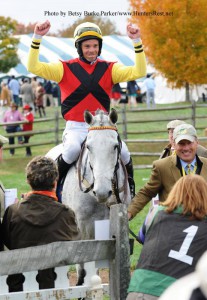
[144, 74, 156, 108]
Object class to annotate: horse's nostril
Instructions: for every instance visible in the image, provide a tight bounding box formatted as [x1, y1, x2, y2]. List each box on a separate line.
[93, 191, 96, 196]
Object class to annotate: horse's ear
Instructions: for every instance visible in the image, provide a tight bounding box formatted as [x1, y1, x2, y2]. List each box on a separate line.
[109, 108, 118, 124]
[84, 110, 94, 125]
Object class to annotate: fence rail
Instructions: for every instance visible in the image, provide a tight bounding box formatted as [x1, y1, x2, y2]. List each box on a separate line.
[0, 204, 130, 300]
[0, 111, 63, 150]
[1, 102, 207, 169]
[119, 102, 207, 139]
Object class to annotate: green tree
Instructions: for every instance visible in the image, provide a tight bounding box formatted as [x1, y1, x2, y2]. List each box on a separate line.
[129, 0, 207, 101]
[58, 16, 120, 37]
[0, 16, 20, 73]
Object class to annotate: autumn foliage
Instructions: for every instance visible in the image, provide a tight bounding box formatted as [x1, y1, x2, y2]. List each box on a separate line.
[129, 0, 207, 88]
[0, 16, 20, 73]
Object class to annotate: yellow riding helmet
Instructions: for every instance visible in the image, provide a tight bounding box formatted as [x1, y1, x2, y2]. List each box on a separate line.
[74, 22, 103, 57]
[74, 22, 103, 43]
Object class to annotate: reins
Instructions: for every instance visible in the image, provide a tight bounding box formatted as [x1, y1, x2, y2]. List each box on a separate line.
[77, 141, 94, 193]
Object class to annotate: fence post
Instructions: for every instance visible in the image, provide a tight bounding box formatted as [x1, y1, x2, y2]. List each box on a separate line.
[191, 100, 196, 128]
[54, 110, 59, 145]
[109, 204, 131, 300]
[120, 104, 127, 140]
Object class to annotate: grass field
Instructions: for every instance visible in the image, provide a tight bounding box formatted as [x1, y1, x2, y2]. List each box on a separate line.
[1, 102, 207, 271]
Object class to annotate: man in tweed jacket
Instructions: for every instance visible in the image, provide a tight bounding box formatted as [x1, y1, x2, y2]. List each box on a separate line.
[128, 124, 207, 219]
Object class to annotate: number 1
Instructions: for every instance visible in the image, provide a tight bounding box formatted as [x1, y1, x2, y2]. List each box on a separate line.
[168, 225, 198, 265]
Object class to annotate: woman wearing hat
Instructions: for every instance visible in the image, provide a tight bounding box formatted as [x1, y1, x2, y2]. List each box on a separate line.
[3, 102, 24, 155]
[22, 104, 34, 157]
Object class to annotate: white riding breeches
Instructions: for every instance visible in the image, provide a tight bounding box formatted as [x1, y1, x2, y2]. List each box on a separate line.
[62, 121, 130, 165]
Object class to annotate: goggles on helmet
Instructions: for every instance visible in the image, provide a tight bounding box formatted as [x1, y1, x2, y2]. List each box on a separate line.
[74, 26, 102, 42]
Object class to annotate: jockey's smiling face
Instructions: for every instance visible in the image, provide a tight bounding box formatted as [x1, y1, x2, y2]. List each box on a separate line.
[81, 39, 99, 62]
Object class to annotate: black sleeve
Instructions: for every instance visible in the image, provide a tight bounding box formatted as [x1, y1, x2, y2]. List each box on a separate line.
[1, 207, 11, 249]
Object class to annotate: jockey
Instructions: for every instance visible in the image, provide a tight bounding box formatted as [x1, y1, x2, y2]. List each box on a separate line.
[27, 20, 147, 200]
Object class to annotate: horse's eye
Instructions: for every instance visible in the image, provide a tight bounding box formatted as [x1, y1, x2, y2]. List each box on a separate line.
[86, 145, 90, 151]
[114, 145, 118, 150]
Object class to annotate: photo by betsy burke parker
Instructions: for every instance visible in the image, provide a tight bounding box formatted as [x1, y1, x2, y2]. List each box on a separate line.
[44, 10, 131, 17]
[44, 10, 174, 17]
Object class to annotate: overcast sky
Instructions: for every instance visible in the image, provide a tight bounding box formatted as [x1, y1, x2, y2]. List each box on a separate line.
[0, 0, 131, 34]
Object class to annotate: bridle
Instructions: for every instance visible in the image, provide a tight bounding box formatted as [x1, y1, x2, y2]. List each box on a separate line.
[77, 125, 129, 203]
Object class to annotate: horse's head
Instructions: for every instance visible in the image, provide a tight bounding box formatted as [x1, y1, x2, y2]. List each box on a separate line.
[83, 109, 122, 203]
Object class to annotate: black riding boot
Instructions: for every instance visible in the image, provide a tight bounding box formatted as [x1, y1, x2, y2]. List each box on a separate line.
[125, 157, 135, 199]
[56, 155, 72, 202]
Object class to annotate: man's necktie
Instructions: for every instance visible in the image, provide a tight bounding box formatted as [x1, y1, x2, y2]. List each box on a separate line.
[186, 164, 192, 174]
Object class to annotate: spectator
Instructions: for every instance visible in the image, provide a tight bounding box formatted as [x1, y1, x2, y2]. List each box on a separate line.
[127, 175, 207, 299]
[31, 76, 38, 98]
[43, 80, 54, 107]
[22, 104, 34, 157]
[35, 82, 46, 118]
[8, 76, 20, 106]
[143, 74, 156, 109]
[202, 92, 206, 102]
[127, 123, 207, 219]
[51, 82, 60, 107]
[2, 155, 80, 292]
[0, 82, 11, 107]
[110, 83, 122, 107]
[3, 102, 24, 156]
[127, 80, 138, 109]
[160, 119, 207, 159]
[20, 78, 35, 111]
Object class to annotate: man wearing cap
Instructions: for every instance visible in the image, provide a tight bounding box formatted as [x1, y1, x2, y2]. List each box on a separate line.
[128, 123, 207, 219]
[27, 19, 147, 200]
[160, 119, 207, 159]
[0, 134, 8, 251]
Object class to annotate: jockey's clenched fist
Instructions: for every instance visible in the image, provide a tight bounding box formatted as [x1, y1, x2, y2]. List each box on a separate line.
[34, 20, 51, 36]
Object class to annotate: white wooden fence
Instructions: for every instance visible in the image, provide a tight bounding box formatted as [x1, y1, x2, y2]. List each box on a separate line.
[0, 204, 131, 300]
